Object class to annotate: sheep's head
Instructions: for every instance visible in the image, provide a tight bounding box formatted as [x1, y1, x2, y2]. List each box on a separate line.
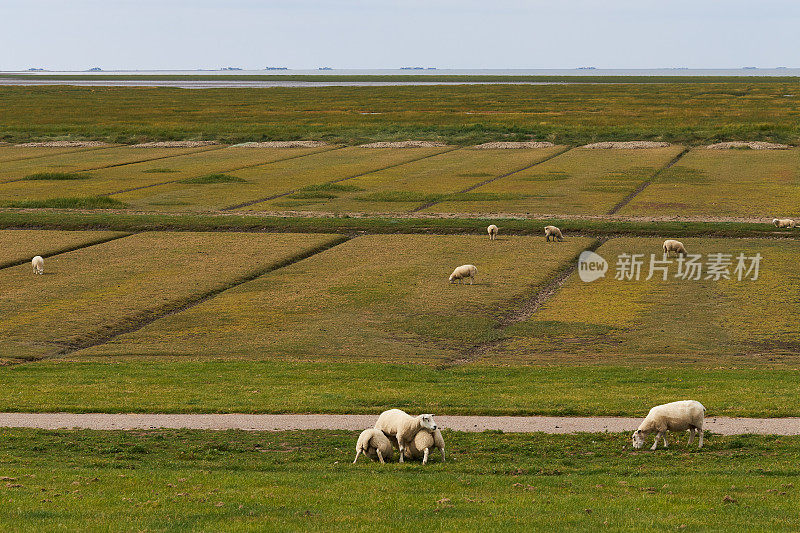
[419, 414, 437, 431]
[772, 219, 779, 226]
[632, 429, 646, 449]
[448, 274, 456, 283]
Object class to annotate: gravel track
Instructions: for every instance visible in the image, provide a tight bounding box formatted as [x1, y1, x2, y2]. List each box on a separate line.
[1, 413, 798, 435]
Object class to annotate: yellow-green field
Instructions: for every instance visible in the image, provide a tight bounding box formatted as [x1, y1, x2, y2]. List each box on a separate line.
[245, 146, 565, 213]
[0, 145, 98, 164]
[424, 146, 684, 215]
[621, 148, 800, 218]
[78, 234, 593, 361]
[0, 231, 340, 360]
[0, 145, 328, 203]
[491, 237, 800, 362]
[112, 146, 445, 211]
[0, 229, 127, 268]
[0, 145, 214, 183]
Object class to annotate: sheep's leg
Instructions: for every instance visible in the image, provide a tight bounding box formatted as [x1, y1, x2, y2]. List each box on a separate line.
[422, 448, 429, 465]
[697, 428, 704, 448]
[353, 449, 362, 464]
[377, 449, 385, 464]
[688, 428, 695, 446]
[441, 448, 446, 463]
[398, 442, 405, 463]
[651, 431, 664, 450]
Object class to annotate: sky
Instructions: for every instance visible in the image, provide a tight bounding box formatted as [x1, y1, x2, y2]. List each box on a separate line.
[1, 0, 799, 71]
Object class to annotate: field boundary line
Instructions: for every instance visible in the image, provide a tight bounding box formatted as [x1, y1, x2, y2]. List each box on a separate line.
[606, 147, 690, 215]
[0, 413, 798, 435]
[55, 234, 353, 357]
[100, 145, 344, 197]
[411, 146, 573, 212]
[223, 146, 462, 211]
[0, 145, 115, 167]
[445, 237, 607, 366]
[1, 145, 227, 185]
[0, 231, 136, 270]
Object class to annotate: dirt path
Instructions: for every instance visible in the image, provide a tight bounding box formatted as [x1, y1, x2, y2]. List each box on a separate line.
[1, 413, 798, 435]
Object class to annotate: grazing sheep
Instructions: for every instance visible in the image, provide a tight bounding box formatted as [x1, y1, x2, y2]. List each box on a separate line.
[632, 400, 706, 451]
[487, 224, 499, 240]
[663, 239, 687, 257]
[403, 428, 446, 465]
[353, 428, 394, 464]
[449, 264, 477, 285]
[773, 218, 796, 228]
[544, 225, 563, 242]
[374, 409, 438, 463]
[31, 256, 44, 275]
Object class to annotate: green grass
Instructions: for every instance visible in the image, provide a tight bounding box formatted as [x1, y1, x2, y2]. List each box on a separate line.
[3, 83, 800, 146]
[4, 196, 127, 209]
[178, 173, 247, 184]
[1, 428, 799, 531]
[621, 148, 800, 218]
[0, 232, 341, 360]
[21, 172, 90, 181]
[77, 235, 593, 361]
[2, 360, 800, 416]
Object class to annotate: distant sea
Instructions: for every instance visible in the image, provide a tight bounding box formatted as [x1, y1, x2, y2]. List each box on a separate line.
[2, 69, 798, 89]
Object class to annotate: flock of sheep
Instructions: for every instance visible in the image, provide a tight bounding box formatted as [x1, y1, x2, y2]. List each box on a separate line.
[355, 401, 706, 466]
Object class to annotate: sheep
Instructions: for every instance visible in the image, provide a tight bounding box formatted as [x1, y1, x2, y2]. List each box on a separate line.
[632, 400, 706, 451]
[374, 409, 438, 463]
[353, 428, 394, 464]
[544, 225, 563, 242]
[773, 218, 796, 228]
[31, 256, 44, 275]
[403, 428, 446, 465]
[663, 239, 687, 257]
[487, 224, 499, 240]
[449, 264, 477, 285]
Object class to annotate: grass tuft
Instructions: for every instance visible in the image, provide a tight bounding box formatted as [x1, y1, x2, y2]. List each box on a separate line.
[178, 174, 246, 184]
[5, 197, 127, 209]
[22, 172, 90, 181]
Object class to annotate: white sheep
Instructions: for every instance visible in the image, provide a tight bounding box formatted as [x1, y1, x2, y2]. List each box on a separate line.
[544, 225, 563, 242]
[353, 428, 394, 464]
[374, 409, 438, 463]
[773, 218, 796, 228]
[31, 256, 44, 275]
[663, 239, 687, 257]
[403, 428, 446, 465]
[632, 400, 706, 451]
[449, 264, 477, 285]
[487, 224, 499, 240]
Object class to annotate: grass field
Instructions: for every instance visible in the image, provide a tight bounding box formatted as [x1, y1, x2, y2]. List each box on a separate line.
[0, 146, 328, 205]
[112, 146, 446, 211]
[492, 237, 800, 361]
[0, 145, 212, 183]
[0, 229, 127, 268]
[0, 231, 340, 360]
[77, 235, 593, 360]
[245, 146, 565, 213]
[0, 145, 98, 164]
[622, 148, 800, 218]
[2, 84, 800, 145]
[0, 429, 798, 531]
[424, 146, 684, 215]
[1, 360, 798, 417]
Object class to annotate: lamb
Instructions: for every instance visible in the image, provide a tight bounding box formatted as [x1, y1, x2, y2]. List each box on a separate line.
[374, 409, 438, 463]
[31, 256, 44, 275]
[403, 428, 446, 465]
[663, 239, 687, 257]
[449, 264, 477, 285]
[773, 218, 796, 228]
[353, 428, 394, 464]
[487, 224, 499, 240]
[544, 225, 563, 242]
[632, 400, 706, 451]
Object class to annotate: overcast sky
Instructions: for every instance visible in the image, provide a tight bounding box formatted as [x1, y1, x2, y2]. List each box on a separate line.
[2, 0, 798, 71]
